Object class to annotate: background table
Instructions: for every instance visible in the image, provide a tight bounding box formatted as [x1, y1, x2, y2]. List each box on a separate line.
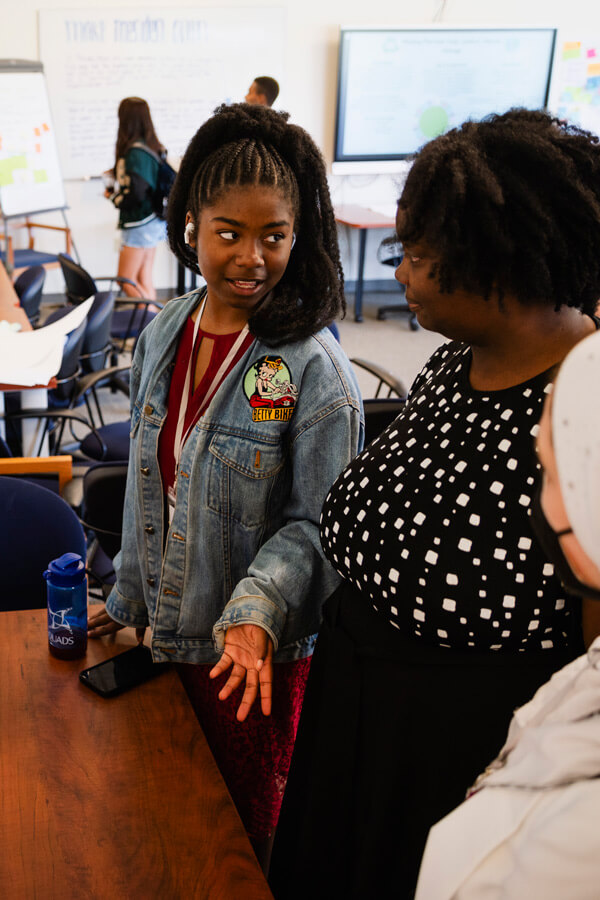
[0, 609, 272, 899]
[334, 204, 396, 322]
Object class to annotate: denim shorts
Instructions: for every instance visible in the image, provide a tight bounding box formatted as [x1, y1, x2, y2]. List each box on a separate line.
[121, 216, 167, 249]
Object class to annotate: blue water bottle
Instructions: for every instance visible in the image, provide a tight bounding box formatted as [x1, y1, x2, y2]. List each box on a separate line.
[44, 552, 88, 660]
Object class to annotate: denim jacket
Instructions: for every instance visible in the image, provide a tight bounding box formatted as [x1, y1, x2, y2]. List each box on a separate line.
[106, 290, 364, 664]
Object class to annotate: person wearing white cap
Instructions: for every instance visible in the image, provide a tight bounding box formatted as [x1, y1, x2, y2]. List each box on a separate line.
[415, 328, 600, 900]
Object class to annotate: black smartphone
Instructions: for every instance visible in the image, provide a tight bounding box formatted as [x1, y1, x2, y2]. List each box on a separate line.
[79, 644, 171, 698]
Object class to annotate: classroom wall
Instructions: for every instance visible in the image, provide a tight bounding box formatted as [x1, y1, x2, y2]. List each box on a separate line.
[0, 0, 594, 295]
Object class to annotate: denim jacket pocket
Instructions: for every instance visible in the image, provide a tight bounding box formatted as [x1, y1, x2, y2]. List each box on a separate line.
[207, 431, 285, 528]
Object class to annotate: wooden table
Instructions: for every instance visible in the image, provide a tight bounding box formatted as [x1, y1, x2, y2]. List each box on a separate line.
[334, 204, 396, 322]
[0, 609, 272, 899]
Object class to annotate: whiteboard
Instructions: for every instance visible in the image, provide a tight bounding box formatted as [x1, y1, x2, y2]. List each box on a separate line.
[0, 64, 66, 217]
[548, 32, 600, 137]
[38, 7, 286, 180]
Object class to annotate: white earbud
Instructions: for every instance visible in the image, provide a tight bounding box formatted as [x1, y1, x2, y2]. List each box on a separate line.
[184, 222, 195, 245]
[291, 232, 296, 249]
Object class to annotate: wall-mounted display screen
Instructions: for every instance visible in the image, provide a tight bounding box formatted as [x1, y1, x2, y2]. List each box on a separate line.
[333, 27, 557, 172]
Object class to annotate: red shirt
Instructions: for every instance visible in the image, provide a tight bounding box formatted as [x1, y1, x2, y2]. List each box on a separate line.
[158, 315, 254, 495]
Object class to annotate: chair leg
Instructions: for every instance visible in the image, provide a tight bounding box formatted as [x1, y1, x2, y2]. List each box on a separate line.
[89, 388, 105, 429]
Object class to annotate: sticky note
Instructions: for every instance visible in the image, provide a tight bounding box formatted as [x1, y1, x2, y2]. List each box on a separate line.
[563, 41, 581, 60]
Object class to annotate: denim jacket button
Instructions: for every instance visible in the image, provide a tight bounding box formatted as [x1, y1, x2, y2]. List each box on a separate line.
[144, 404, 153, 416]
[146, 577, 156, 587]
[145, 525, 155, 534]
[140, 466, 150, 476]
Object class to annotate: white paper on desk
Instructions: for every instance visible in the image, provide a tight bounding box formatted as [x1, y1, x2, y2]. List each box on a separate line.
[0, 297, 94, 386]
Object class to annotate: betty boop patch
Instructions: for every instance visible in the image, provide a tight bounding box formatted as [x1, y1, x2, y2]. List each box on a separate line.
[243, 355, 298, 422]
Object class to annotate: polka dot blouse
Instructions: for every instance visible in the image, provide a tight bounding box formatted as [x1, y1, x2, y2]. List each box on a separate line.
[320, 342, 580, 652]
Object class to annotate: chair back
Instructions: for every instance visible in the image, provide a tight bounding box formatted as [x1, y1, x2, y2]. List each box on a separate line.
[351, 358, 408, 399]
[363, 398, 406, 447]
[41, 310, 87, 407]
[14, 265, 46, 326]
[80, 293, 116, 373]
[0, 476, 86, 610]
[110, 306, 157, 343]
[81, 462, 128, 561]
[58, 253, 98, 305]
[0, 435, 13, 458]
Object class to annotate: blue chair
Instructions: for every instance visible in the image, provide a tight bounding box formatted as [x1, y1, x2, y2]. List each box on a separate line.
[1, 294, 130, 459]
[14, 265, 46, 326]
[0, 435, 11, 458]
[351, 358, 408, 447]
[43, 295, 122, 428]
[58, 253, 163, 360]
[0, 476, 86, 610]
[79, 420, 130, 462]
[80, 461, 128, 595]
[0, 218, 73, 276]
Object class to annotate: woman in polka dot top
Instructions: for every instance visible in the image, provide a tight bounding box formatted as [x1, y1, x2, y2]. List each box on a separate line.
[269, 110, 600, 900]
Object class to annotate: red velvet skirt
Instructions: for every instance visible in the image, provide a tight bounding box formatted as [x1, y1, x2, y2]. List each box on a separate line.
[177, 657, 311, 840]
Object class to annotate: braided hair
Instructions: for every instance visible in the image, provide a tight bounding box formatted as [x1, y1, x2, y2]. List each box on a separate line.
[168, 103, 345, 345]
[397, 108, 600, 315]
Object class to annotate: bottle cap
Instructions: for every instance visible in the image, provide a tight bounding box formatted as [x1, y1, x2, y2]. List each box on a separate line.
[43, 552, 86, 588]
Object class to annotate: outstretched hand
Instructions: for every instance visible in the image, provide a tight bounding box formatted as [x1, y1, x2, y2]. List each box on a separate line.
[209, 623, 273, 722]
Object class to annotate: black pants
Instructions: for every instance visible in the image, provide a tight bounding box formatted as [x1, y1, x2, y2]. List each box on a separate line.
[269, 584, 579, 900]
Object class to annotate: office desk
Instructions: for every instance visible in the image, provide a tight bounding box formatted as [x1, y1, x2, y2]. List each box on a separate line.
[0, 609, 272, 899]
[334, 204, 396, 322]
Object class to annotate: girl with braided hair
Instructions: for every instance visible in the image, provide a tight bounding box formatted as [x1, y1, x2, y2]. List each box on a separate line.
[270, 109, 600, 898]
[88, 102, 363, 865]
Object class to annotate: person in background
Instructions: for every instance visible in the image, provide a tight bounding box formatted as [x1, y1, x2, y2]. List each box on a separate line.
[89, 102, 363, 871]
[269, 109, 600, 899]
[416, 328, 600, 900]
[245, 76, 280, 107]
[105, 97, 167, 302]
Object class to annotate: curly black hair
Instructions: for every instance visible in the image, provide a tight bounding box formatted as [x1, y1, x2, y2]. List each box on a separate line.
[397, 108, 600, 315]
[167, 103, 345, 345]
